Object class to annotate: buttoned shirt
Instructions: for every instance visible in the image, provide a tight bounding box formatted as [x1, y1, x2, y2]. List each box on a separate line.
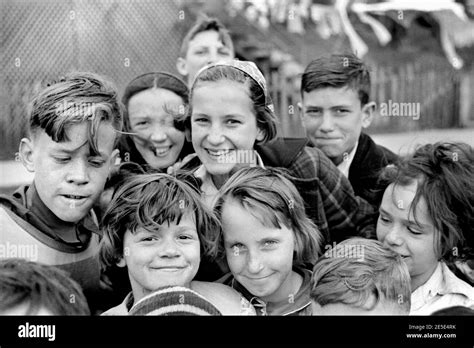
[410, 262, 474, 315]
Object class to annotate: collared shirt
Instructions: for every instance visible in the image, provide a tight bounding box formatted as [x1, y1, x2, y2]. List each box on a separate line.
[337, 141, 359, 178]
[102, 292, 134, 315]
[410, 262, 474, 315]
[222, 267, 313, 316]
[194, 151, 266, 209]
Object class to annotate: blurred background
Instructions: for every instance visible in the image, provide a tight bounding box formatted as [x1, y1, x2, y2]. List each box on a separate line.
[1, 0, 474, 189]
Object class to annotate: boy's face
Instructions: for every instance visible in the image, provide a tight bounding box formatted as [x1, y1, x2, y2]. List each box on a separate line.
[119, 213, 200, 302]
[177, 30, 234, 83]
[222, 198, 298, 303]
[376, 182, 439, 291]
[127, 88, 186, 169]
[25, 122, 117, 223]
[191, 80, 264, 177]
[300, 86, 373, 165]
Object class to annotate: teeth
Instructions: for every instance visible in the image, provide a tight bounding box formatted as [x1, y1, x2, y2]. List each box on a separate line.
[65, 195, 83, 199]
[208, 149, 230, 156]
[152, 147, 171, 156]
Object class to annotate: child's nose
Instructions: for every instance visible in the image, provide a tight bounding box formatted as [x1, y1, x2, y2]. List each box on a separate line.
[66, 159, 89, 185]
[150, 126, 168, 143]
[159, 239, 180, 258]
[246, 251, 264, 274]
[207, 126, 225, 145]
[319, 113, 335, 132]
[384, 226, 404, 246]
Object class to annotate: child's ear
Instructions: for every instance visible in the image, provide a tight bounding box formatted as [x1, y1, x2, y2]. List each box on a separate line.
[19, 138, 35, 173]
[176, 57, 189, 77]
[109, 149, 120, 168]
[297, 101, 303, 120]
[361, 102, 376, 129]
[116, 257, 126, 268]
[256, 128, 265, 142]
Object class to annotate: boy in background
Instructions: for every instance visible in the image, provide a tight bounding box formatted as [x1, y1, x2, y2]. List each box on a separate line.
[299, 54, 398, 207]
[176, 16, 235, 86]
[0, 72, 122, 312]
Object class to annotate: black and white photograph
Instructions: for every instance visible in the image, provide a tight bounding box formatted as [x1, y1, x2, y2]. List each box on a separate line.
[0, 0, 473, 345]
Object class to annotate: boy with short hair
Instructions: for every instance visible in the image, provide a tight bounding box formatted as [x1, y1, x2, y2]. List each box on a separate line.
[299, 54, 398, 207]
[311, 237, 411, 315]
[0, 258, 90, 315]
[176, 16, 235, 85]
[0, 72, 122, 312]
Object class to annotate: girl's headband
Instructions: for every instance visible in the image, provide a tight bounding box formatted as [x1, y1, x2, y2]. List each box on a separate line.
[192, 60, 273, 109]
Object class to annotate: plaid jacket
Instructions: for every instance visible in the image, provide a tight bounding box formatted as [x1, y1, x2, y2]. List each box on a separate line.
[272, 144, 377, 244]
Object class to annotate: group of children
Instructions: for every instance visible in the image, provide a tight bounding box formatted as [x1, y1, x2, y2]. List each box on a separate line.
[1, 16, 473, 316]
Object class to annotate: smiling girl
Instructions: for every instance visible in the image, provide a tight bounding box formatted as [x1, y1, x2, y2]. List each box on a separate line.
[376, 142, 474, 315]
[118, 72, 194, 172]
[185, 60, 376, 248]
[212, 166, 322, 315]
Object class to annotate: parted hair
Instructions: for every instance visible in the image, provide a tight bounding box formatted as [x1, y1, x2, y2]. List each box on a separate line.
[0, 258, 90, 315]
[188, 65, 278, 145]
[29, 71, 123, 154]
[311, 238, 411, 313]
[379, 142, 474, 261]
[179, 16, 234, 58]
[211, 166, 322, 267]
[301, 53, 371, 105]
[100, 172, 219, 268]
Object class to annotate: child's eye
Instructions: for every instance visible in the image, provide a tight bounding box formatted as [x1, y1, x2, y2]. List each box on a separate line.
[378, 214, 391, 224]
[178, 234, 194, 241]
[134, 121, 148, 127]
[226, 119, 241, 126]
[230, 243, 246, 252]
[141, 236, 157, 242]
[192, 117, 209, 124]
[53, 156, 70, 163]
[407, 227, 422, 235]
[218, 49, 230, 56]
[335, 108, 350, 115]
[262, 240, 278, 248]
[89, 158, 106, 167]
[306, 110, 321, 117]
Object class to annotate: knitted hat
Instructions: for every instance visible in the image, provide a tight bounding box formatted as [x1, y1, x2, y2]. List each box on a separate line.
[129, 286, 222, 316]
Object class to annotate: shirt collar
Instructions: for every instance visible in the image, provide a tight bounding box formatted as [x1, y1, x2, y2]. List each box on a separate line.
[231, 267, 312, 316]
[194, 150, 266, 208]
[337, 141, 359, 178]
[411, 261, 474, 311]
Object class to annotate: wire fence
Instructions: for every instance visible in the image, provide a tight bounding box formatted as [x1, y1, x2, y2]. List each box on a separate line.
[1, 0, 188, 160]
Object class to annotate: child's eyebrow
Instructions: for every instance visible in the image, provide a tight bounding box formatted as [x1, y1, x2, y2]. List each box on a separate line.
[330, 105, 352, 109]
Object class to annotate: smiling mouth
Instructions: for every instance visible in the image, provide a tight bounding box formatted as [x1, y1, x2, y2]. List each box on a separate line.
[151, 266, 186, 271]
[246, 274, 272, 281]
[151, 146, 172, 157]
[205, 149, 232, 158]
[62, 194, 88, 200]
